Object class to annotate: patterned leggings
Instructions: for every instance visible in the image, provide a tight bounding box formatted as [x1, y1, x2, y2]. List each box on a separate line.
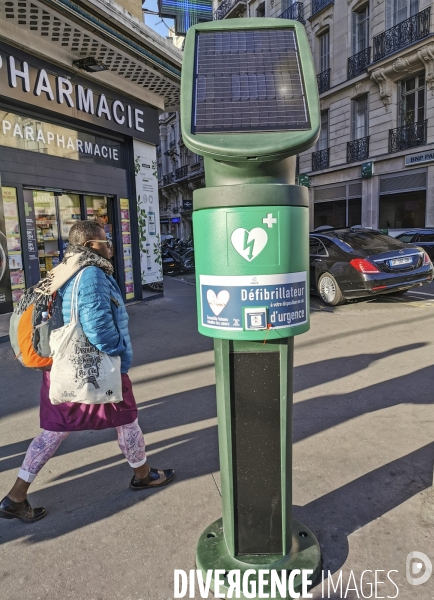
[18, 418, 147, 483]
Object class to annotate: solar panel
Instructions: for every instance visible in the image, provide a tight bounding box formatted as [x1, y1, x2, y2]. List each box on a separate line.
[193, 29, 310, 134]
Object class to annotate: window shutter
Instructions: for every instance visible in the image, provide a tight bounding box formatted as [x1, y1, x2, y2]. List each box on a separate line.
[385, 0, 393, 29]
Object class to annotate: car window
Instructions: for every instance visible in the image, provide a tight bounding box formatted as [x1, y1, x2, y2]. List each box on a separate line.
[397, 234, 416, 243]
[309, 238, 327, 256]
[332, 238, 357, 254]
[320, 237, 340, 257]
[339, 231, 404, 252]
[417, 233, 434, 242]
[309, 239, 321, 255]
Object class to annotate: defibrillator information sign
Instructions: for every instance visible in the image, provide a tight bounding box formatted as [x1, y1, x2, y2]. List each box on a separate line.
[200, 272, 307, 331]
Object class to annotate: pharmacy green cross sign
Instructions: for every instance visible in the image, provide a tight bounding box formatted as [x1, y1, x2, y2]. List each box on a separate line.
[157, 0, 213, 35]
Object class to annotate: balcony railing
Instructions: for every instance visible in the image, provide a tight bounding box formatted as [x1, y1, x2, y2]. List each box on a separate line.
[347, 136, 369, 163]
[312, 148, 329, 172]
[213, 0, 247, 20]
[175, 165, 188, 180]
[348, 47, 371, 80]
[389, 120, 427, 153]
[162, 172, 175, 186]
[317, 68, 331, 94]
[278, 2, 305, 25]
[311, 0, 334, 18]
[373, 7, 431, 61]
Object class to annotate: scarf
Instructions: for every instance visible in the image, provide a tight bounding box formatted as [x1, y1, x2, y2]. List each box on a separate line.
[35, 245, 114, 295]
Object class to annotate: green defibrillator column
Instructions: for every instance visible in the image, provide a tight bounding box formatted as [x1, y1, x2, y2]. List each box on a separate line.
[181, 18, 321, 598]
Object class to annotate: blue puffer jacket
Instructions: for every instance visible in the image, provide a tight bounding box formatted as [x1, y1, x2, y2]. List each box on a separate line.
[59, 266, 132, 373]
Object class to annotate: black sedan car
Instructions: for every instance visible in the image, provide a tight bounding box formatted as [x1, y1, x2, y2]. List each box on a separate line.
[310, 228, 433, 305]
[395, 229, 434, 260]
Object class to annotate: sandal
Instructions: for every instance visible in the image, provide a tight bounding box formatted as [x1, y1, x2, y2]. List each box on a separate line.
[0, 496, 46, 523]
[129, 467, 175, 491]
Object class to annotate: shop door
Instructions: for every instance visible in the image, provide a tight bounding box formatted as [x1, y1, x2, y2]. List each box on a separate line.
[84, 195, 117, 278]
[33, 191, 116, 279]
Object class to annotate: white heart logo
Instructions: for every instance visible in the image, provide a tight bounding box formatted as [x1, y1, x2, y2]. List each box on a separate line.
[207, 289, 230, 316]
[231, 228, 268, 262]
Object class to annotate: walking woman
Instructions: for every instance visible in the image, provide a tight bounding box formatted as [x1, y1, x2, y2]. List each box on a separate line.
[0, 220, 174, 523]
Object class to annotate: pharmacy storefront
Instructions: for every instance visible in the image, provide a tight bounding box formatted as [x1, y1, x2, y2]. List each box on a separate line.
[0, 41, 161, 314]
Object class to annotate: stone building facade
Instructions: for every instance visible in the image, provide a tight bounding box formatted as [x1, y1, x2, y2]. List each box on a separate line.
[157, 110, 205, 239]
[212, 0, 434, 231]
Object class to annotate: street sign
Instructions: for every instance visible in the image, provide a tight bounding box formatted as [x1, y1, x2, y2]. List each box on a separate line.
[361, 161, 374, 178]
[298, 173, 310, 187]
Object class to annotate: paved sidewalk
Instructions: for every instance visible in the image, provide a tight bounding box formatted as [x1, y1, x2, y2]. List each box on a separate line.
[0, 277, 433, 599]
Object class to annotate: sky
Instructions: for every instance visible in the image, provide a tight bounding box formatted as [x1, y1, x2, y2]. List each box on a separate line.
[142, 0, 175, 39]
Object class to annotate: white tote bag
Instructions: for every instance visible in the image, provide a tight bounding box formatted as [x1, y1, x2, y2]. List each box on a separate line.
[49, 268, 123, 405]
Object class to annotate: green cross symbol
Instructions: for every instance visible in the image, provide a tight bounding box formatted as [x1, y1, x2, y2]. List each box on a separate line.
[24, 202, 33, 217]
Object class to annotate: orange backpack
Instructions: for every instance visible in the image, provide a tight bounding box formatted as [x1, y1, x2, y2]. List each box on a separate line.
[9, 284, 63, 370]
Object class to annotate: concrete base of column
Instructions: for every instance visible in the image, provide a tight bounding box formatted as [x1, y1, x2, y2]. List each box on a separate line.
[196, 518, 322, 599]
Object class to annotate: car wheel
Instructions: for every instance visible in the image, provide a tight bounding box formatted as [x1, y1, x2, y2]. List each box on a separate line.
[317, 273, 345, 306]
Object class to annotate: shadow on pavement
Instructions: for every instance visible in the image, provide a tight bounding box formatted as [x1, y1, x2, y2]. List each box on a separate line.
[295, 443, 434, 573]
[1, 356, 433, 550]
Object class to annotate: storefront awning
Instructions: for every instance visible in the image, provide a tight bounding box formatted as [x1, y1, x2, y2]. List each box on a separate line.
[0, 0, 182, 111]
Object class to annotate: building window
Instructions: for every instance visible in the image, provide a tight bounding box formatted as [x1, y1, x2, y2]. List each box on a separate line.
[256, 2, 265, 17]
[319, 31, 330, 73]
[314, 199, 361, 229]
[181, 147, 189, 167]
[318, 110, 329, 150]
[386, 0, 419, 29]
[352, 95, 368, 139]
[352, 4, 369, 54]
[281, 0, 295, 11]
[399, 73, 425, 127]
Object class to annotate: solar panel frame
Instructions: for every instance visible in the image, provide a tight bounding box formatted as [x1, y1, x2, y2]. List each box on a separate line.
[192, 29, 311, 134]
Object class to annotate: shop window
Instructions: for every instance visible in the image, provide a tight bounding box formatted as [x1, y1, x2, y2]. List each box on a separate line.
[314, 200, 346, 229]
[352, 4, 369, 54]
[379, 191, 426, 228]
[34, 191, 60, 279]
[0, 187, 26, 313]
[399, 73, 425, 127]
[314, 198, 362, 229]
[352, 95, 368, 139]
[348, 198, 362, 226]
